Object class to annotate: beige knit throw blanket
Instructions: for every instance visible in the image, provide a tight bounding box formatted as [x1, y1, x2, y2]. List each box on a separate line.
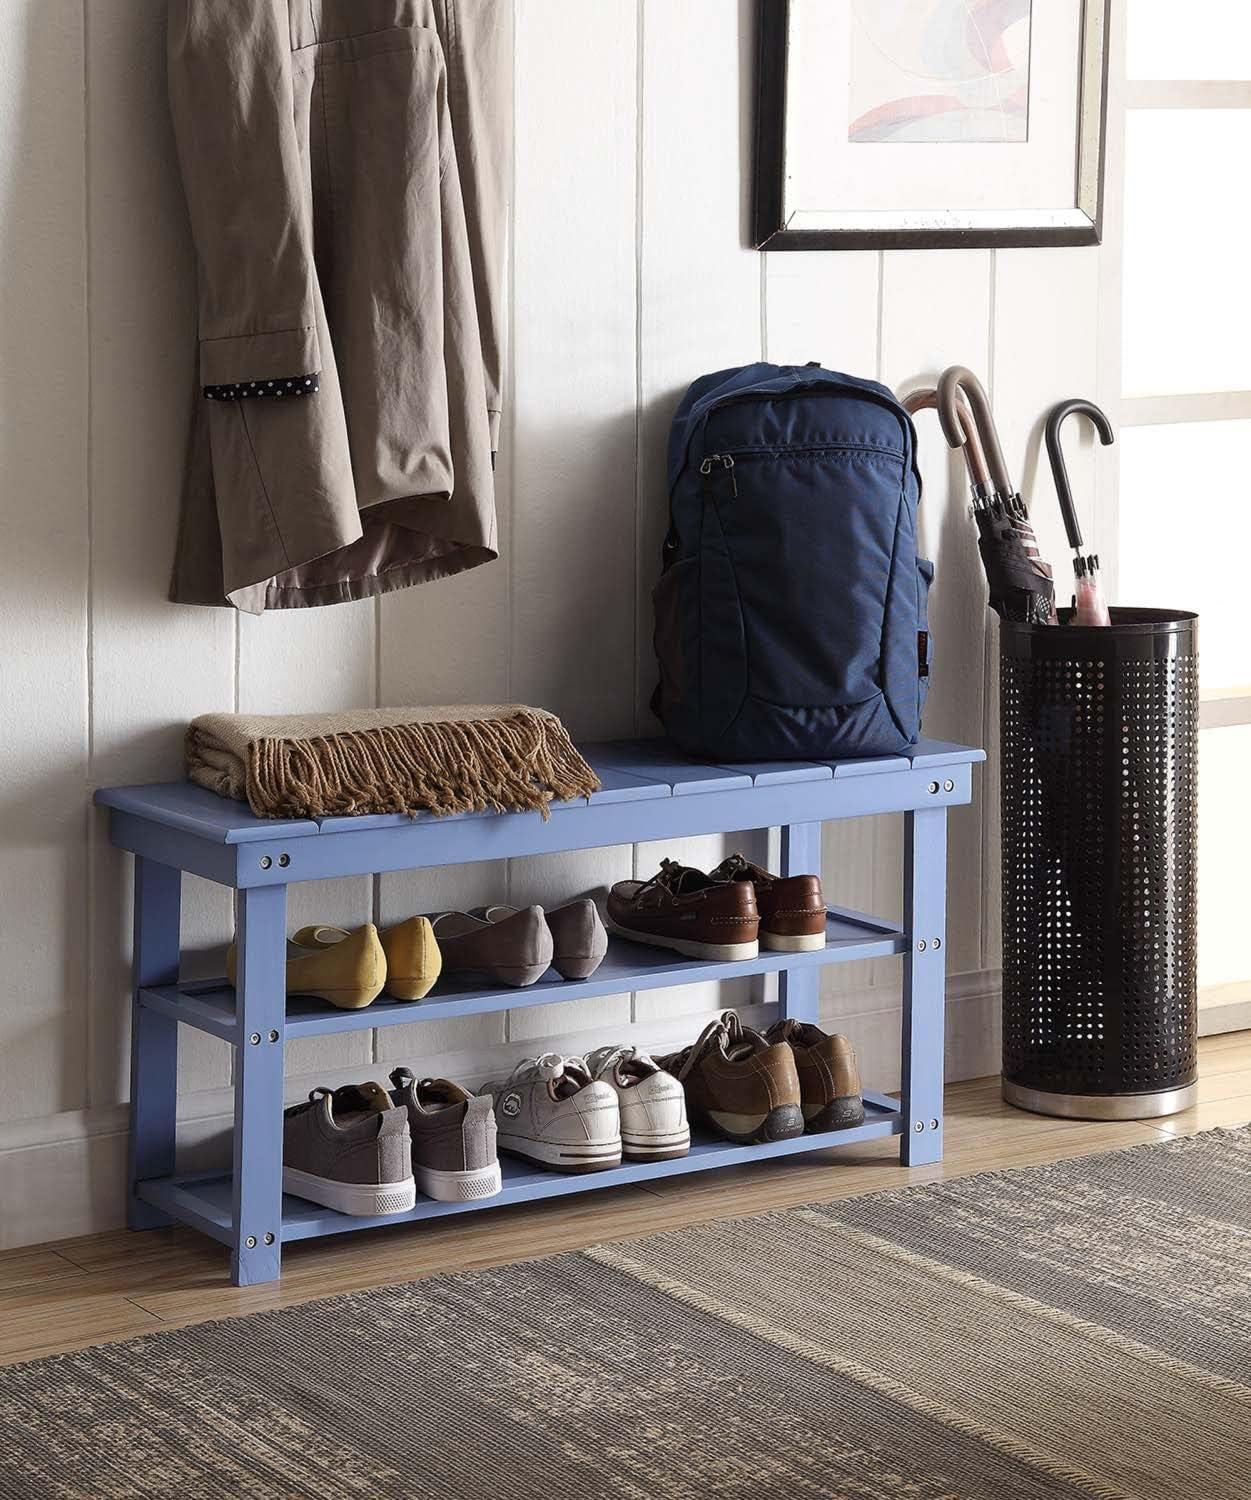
[186, 705, 600, 821]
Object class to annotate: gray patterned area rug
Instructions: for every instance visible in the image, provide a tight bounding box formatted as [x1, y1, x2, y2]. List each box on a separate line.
[3, 1128, 1250, 1500]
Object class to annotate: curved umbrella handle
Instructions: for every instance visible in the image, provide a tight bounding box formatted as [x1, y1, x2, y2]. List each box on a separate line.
[1044, 398, 1114, 552]
[902, 387, 991, 493]
[937, 365, 1014, 500]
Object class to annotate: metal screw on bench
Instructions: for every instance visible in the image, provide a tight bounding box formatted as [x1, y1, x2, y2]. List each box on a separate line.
[249, 1032, 261, 1045]
[259, 855, 271, 869]
[245, 1236, 256, 1249]
[263, 1233, 275, 1245]
[928, 781, 939, 794]
[268, 1029, 279, 1043]
[943, 779, 954, 792]
[278, 853, 290, 867]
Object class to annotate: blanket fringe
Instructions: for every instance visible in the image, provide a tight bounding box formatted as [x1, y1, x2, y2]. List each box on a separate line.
[243, 710, 600, 821]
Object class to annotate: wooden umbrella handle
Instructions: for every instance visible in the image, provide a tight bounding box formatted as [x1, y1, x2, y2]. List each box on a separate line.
[937, 365, 1014, 500]
[903, 386, 991, 494]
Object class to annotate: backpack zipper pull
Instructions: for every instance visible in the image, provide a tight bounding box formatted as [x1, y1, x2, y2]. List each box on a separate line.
[699, 454, 737, 499]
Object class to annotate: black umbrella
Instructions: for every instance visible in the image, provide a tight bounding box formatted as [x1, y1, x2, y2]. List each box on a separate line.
[1045, 398, 1114, 626]
[937, 365, 1057, 626]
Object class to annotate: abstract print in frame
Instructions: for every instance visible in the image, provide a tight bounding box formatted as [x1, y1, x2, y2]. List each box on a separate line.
[754, 0, 1108, 250]
[848, 0, 1033, 145]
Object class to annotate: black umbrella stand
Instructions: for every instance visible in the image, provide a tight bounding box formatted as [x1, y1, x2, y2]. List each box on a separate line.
[1000, 608, 1199, 1119]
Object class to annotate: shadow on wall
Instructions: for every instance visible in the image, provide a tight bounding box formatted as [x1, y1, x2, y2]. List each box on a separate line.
[0, 1, 93, 1119]
[85, 0, 213, 788]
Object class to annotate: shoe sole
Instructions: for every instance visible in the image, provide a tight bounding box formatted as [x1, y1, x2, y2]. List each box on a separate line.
[553, 954, 607, 980]
[759, 930, 826, 953]
[445, 963, 553, 989]
[705, 1103, 804, 1145]
[282, 1166, 416, 1217]
[497, 1132, 622, 1173]
[384, 976, 439, 1002]
[623, 1129, 691, 1161]
[289, 985, 384, 1011]
[606, 918, 758, 963]
[805, 1096, 867, 1133]
[415, 1160, 503, 1202]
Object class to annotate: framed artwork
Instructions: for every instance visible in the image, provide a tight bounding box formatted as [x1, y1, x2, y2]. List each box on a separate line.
[754, 0, 1110, 250]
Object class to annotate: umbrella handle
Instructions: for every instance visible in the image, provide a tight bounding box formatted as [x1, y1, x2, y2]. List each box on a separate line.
[901, 387, 991, 494]
[937, 365, 1015, 500]
[1044, 398, 1114, 553]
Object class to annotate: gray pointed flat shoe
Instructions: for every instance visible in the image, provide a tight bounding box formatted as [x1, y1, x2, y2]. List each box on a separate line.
[472, 898, 608, 981]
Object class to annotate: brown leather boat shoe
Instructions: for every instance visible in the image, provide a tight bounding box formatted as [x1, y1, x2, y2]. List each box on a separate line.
[710, 852, 827, 952]
[658, 1010, 802, 1143]
[765, 1017, 865, 1131]
[606, 859, 759, 961]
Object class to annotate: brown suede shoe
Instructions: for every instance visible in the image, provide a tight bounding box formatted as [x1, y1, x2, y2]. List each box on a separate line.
[607, 860, 759, 961]
[710, 853, 827, 952]
[765, 1018, 865, 1132]
[658, 1010, 802, 1143]
[428, 906, 554, 988]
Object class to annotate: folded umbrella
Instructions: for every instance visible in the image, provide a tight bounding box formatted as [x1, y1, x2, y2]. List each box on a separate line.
[937, 365, 1057, 626]
[1045, 398, 1114, 627]
[902, 386, 992, 507]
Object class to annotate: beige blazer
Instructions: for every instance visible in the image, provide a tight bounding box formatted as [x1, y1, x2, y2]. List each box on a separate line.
[167, 0, 509, 613]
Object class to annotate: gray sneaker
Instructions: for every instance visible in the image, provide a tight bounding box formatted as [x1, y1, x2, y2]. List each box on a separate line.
[389, 1067, 502, 1202]
[283, 1082, 416, 1216]
[483, 1054, 621, 1173]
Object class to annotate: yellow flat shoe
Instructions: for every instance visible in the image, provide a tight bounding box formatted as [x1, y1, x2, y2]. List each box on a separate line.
[227, 923, 386, 1011]
[378, 916, 442, 1001]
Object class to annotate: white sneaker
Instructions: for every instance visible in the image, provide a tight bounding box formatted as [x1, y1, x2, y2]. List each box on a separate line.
[584, 1045, 691, 1161]
[483, 1054, 621, 1173]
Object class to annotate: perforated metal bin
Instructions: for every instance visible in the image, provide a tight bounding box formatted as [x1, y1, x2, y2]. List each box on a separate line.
[999, 608, 1199, 1120]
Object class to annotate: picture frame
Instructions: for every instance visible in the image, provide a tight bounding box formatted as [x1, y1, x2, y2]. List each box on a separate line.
[754, 0, 1111, 251]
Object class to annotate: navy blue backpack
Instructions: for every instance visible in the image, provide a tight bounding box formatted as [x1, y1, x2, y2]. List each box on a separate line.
[653, 361, 932, 761]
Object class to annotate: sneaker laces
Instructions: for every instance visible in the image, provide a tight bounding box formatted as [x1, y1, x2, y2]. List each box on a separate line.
[668, 1010, 745, 1082]
[585, 1044, 630, 1079]
[587, 1044, 657, 1086]
[509, 1052, 591, 1099]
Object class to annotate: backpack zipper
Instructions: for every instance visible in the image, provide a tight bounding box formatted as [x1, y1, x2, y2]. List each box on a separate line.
[698, 442, 903, 503]
[699, 453, 737, 499]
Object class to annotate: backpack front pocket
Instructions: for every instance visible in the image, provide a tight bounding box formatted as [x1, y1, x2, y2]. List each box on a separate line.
[707, 447, 905, 741]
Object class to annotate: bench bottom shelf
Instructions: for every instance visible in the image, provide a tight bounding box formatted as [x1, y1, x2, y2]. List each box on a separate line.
[138, 1090, 902, 1249]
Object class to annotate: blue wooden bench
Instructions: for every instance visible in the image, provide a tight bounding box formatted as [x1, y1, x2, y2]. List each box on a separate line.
[96, 736, 984, 1285]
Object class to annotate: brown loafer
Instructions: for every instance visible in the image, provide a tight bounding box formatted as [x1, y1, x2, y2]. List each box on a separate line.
[710, 852, 827, 952]
[765, 1018, 865, 1132]
[607, 859, 759, 961]
[658, 1010, 802, 1143]
[472, 898, 608, 980]
[428, 906, 554, 988]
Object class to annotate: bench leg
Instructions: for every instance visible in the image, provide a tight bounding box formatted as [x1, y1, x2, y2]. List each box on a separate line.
[128, 857, 182, 1229]
[778, 820, 822, 1024]
[900, 807, 948, 1166]
[231, 884, 287, 1286]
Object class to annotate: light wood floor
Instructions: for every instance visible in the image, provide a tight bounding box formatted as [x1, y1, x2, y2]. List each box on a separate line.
[3, 1032, 1248, 1368]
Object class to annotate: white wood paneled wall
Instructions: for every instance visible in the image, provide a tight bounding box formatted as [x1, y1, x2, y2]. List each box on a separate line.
[0, 0, 1118, 1248]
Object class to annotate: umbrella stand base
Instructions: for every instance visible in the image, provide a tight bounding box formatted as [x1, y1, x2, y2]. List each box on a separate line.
[1001, 1078, 1197, 1121]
